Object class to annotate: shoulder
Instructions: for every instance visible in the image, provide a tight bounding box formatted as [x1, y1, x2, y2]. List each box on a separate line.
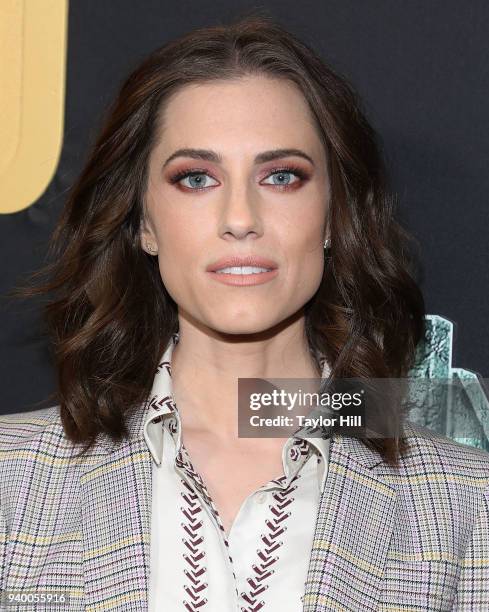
[0, 406, 87, 483]
[401, 419, 489, 481]
[382, 420, 489, 526]
[0, 405, 66, 450]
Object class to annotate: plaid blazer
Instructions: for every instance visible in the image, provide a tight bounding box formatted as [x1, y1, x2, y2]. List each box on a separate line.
[1, 405, 488, 611]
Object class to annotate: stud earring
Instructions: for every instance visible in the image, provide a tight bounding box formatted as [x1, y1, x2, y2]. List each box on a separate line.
[323, 238, 330, 249]
[146, 242, 158, 254]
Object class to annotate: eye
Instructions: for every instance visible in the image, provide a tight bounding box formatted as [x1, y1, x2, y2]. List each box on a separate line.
[169, 165, 309, 192]
[261, 167, 307, 189]
[170, 170, 219, 191]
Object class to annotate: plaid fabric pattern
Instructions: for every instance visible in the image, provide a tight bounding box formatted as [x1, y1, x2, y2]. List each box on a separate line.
[1, 405, 489, 610]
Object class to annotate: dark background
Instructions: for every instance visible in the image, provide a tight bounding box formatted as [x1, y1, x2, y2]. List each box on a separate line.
[1, 1, 488, 415]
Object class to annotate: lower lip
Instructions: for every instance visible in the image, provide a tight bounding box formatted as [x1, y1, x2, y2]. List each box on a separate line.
[207, 269, 279, 286]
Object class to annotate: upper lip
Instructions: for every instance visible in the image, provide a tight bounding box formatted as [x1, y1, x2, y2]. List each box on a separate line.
[207, 255, 278, 272]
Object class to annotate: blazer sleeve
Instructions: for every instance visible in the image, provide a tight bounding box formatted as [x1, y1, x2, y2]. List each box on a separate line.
[451, 485, 489, 609]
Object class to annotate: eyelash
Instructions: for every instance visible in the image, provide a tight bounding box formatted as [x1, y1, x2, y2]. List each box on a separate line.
[168, 165, 309, 191]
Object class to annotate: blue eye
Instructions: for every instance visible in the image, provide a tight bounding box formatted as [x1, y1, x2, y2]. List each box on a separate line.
[262, 170, 301, 186]
[169, 165, 309, 192]
[172, 171, 219, 190]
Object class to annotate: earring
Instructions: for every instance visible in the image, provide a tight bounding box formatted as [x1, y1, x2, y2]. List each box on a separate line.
[146, 242, 158, 254]
[323, 238, 330, 249]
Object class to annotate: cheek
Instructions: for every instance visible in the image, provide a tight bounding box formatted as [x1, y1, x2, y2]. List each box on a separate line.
[154, 216, 200, 296]
[285, 225, 326, 296]
[292, 250, 325, 297]
[154, 202, 204, 262]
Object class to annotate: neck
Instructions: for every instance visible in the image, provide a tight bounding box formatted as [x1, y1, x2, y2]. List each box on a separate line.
[170, 312, 322, 441]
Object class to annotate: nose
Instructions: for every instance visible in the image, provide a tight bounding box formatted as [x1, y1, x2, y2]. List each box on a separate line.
[218, 183, 263, 241]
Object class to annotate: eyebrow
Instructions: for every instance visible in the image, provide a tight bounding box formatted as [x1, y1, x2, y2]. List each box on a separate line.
[162, 148, 315, 168]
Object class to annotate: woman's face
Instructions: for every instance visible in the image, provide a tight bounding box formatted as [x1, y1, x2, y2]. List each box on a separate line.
[143, 75, 330, 335]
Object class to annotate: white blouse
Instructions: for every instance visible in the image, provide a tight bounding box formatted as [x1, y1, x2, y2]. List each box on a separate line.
[143, 333, 331, 611]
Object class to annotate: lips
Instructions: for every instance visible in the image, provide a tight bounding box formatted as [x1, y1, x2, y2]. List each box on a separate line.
[206, 255, 278, 273]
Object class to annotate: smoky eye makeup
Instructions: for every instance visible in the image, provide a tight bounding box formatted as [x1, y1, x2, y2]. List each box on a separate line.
[166, 163, 312, 191]
[261, 165, 310, 182]
[168, 167, 214, 185]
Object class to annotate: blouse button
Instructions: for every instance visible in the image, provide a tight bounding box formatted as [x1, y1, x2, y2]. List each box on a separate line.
[255, 492, 267, 504]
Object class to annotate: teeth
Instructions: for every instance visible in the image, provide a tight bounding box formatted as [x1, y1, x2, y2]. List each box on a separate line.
[215, 266, 272, 275]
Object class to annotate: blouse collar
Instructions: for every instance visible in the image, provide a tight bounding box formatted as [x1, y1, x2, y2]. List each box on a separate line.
[143, 332, 332, 490]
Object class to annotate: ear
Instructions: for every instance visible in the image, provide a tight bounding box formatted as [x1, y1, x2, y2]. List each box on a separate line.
[139, 215, 158, 255]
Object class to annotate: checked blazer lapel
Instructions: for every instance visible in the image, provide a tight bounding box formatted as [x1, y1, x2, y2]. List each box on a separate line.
[302, 432, 398, 612]
[80, 415, 153, 611]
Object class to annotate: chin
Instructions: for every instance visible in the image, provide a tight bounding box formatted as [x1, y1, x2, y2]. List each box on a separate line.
[207, 314, 278, 336]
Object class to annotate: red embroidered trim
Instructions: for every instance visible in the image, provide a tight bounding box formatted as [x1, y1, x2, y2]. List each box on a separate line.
[148, 391, 176, 413]
[289, 438, 310, 462]
[239, 475, 300, 611]
[177, 445, 239, 606]
[180, 478, 208, 610]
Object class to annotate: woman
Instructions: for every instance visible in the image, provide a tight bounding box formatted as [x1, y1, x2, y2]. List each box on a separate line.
[1, 13, 488, 612]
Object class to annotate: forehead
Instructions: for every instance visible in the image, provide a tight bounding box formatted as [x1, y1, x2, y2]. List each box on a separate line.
[153, 76, 325, 157]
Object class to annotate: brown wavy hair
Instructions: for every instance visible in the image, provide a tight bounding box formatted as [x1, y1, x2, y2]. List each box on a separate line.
[13, 10, 425, 465]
